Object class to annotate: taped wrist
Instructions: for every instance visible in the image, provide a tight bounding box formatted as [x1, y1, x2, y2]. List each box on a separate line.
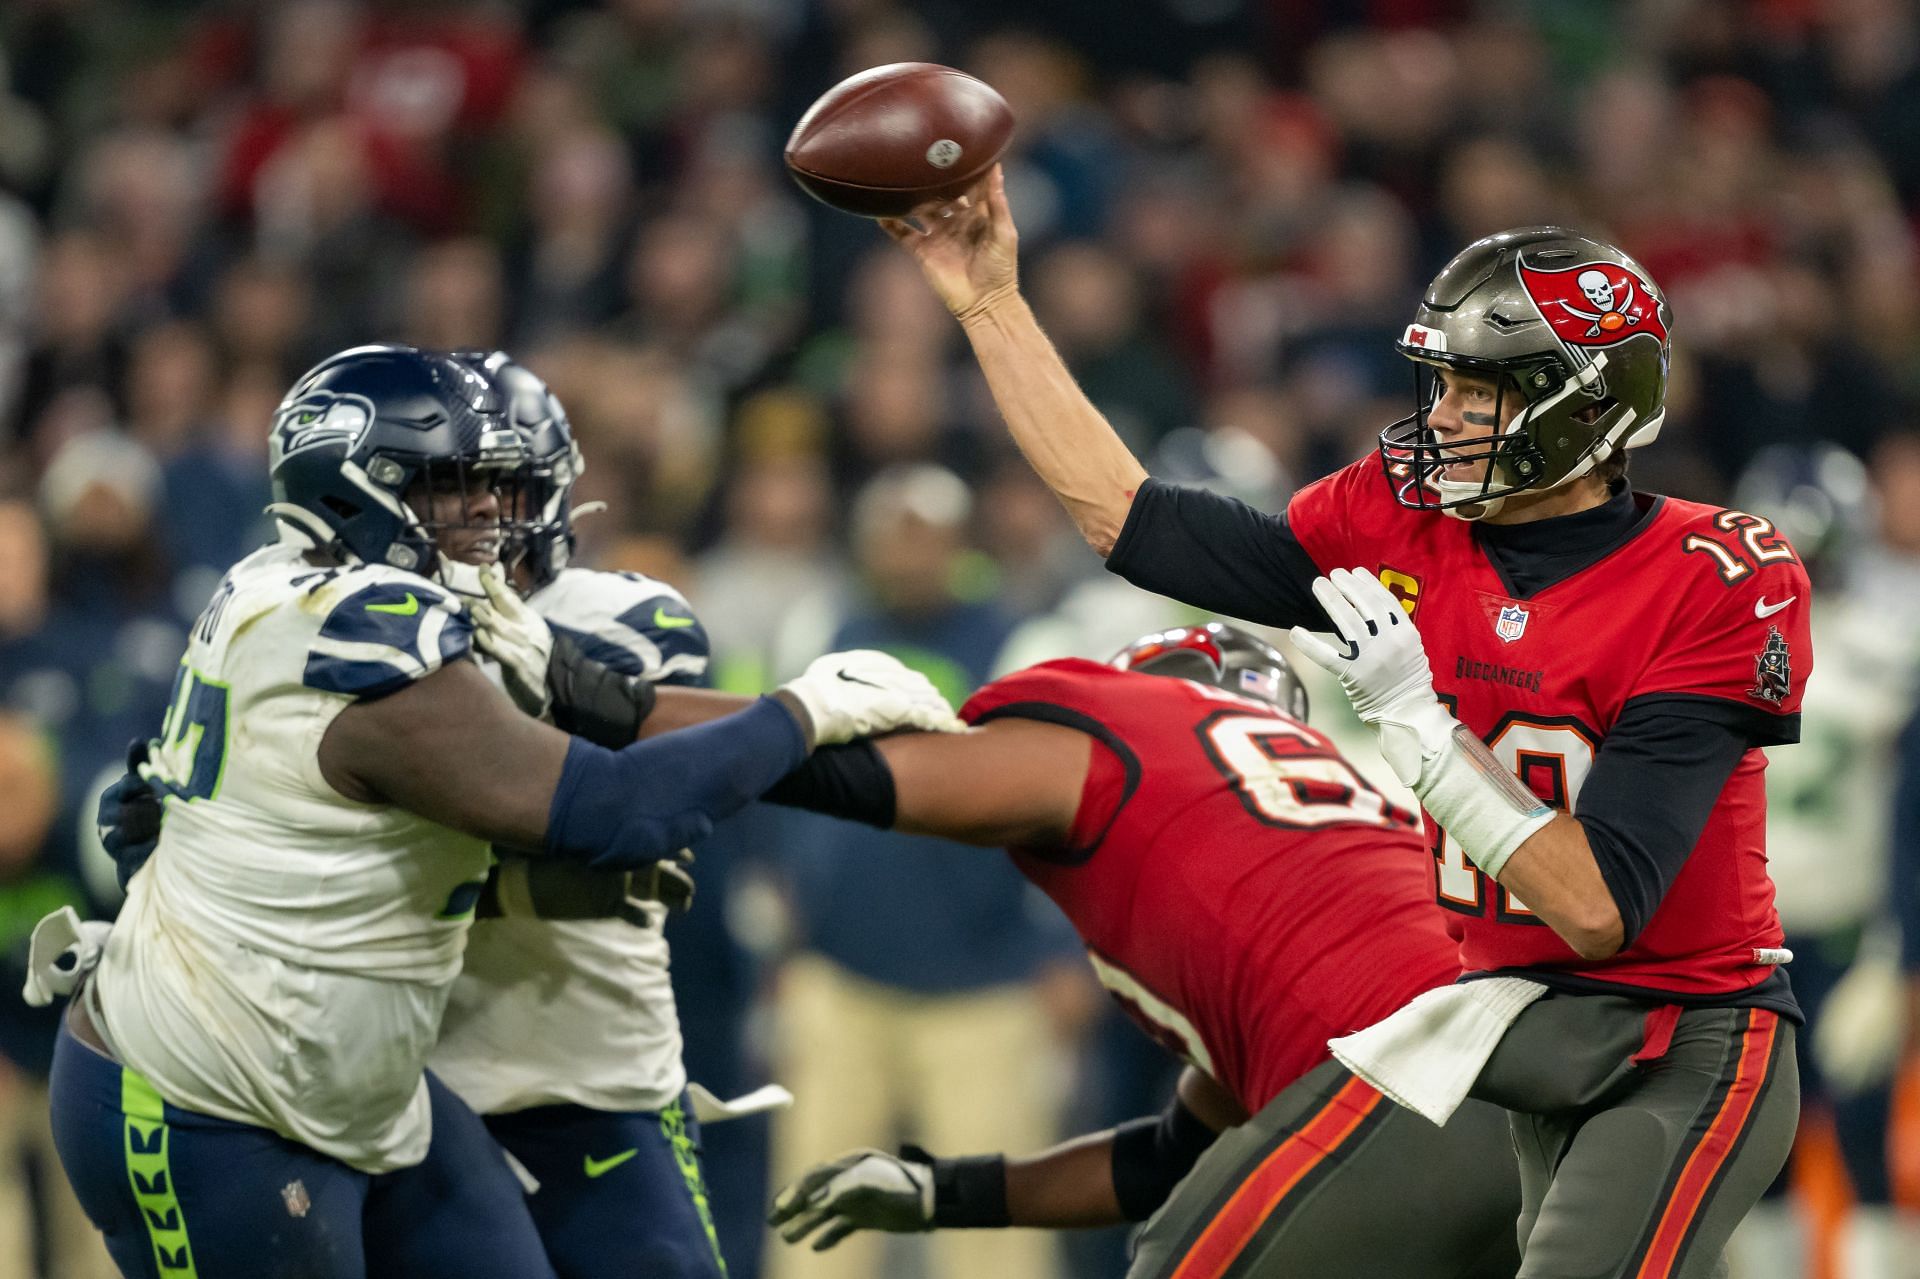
[762, 741, 897, 828]
[547, 630, 657, 747]
[1385, 707, 1552, 880]
[546, 698, 807, 870]
[478, 858, 632, 920]
[1110, 1095, 1220, 1221]
[901, 1146, 1009, 1229]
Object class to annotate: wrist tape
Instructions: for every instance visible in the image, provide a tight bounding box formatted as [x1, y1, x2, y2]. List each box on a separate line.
[1377, 702, 1553, 881]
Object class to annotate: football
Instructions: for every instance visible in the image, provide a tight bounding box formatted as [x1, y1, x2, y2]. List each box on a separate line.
[785, 63, 1014, 218]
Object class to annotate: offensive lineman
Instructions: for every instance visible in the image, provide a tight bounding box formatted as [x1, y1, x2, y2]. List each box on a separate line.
[47, 345, 959, 1279]
[885, 170, 1809, 1277]
[765, 625, 1523, 1278]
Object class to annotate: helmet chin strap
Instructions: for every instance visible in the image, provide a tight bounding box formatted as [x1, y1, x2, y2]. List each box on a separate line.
[1430, 352, 1622, 522]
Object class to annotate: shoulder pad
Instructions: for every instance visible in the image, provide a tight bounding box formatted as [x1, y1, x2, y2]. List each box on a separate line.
[532, 568, 709, 683]
[302, 570, 472, 700]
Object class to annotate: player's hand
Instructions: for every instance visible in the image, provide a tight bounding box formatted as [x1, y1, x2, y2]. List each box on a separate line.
[471, 564, 553, 719]
[1815, 946, 1907, 1095]
[778, 650, 964, 746]
[1290, 569, 1457, 785]
[880, 165, 1019, 322]
[769, 1149, 934, 1250]
[98, 738, 165, 892]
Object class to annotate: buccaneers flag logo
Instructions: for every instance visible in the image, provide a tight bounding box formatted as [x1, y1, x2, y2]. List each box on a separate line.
[1517, 259, 1668, 350]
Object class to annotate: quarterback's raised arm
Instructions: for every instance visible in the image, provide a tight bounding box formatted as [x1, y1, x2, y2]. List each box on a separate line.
[883, 167, 1147, 556]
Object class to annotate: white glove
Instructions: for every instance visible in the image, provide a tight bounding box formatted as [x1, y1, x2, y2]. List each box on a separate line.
[1814, 942, 1908, 1096]
[471, 564, 553, 718]
[778, 650, 965, 746]
[768, 1149, 934, 1251]
[1291, 568, 1551, 879]
[1288, 568, 1456, 784]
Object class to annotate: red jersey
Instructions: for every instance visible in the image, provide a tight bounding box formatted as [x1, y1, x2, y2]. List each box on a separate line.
[959, 659, 1462, 1114]
[1287, 458, 1812, 999]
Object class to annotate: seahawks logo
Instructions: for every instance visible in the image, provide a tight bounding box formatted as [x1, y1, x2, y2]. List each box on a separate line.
[270, 391, 375, 467]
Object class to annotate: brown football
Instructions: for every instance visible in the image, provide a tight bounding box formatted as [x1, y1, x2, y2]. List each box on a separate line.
[785, 63, 1014, 218]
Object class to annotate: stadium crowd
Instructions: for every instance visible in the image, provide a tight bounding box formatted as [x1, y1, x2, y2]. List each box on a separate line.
[4, 1, 1920, 1276]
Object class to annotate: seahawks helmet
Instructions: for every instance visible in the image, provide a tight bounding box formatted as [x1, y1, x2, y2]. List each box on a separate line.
[267, 344, 524, 577]
[1732, 442, 1869, 586]
[457, 350, 582, 589]
[1381, 227, 1672, 520]
[1113, 622, 1309, 721]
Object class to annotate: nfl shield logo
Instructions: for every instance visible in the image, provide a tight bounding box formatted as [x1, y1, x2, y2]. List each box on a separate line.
[1495, 604, 1530, 643]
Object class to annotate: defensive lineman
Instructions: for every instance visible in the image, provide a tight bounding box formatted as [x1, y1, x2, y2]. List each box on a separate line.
[47, 345, 958, 1278]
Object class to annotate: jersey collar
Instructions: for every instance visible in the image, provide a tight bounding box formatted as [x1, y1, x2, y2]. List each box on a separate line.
[1472, 482, 1661, 599]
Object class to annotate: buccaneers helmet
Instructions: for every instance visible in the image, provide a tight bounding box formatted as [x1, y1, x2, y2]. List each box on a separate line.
[1380, 227, 1672, 520]
[1113, 622, 1309, 721]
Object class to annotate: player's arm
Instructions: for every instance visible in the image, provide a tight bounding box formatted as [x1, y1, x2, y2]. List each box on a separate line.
[319, 657, 815, 865]
[770, 1068, 1239, 1247]
[883, 167, 1146, 555]
[886, 170, 1328, 628]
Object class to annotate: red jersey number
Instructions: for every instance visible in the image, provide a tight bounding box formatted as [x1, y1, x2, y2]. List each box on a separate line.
[1199, 710, 1417, 832]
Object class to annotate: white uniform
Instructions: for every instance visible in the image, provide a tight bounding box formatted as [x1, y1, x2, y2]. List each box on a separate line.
[1764, 547, 1920, 932]
[92, 537, 491, 1173]
[430, 568, 709, 1116]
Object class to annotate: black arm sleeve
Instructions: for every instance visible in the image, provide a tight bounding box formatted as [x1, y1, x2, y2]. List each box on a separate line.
[761, 740, 897, 828]
[1109, 1093, 1222, 1222]
[1575, 695, 1759, 946]
[1103, 479, 1331, 629]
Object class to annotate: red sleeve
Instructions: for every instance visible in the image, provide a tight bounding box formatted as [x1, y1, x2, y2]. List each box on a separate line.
[1632, 530, 1812, 740]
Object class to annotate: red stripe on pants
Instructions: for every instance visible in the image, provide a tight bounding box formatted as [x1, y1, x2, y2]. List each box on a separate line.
[1169, 1076, 1383, 1279]
[1633, 1008, 1780, 1279]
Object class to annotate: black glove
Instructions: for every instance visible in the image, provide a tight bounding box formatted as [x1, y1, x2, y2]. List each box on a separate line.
[478, 851, 696, 923]
[545, 631, 658, 748]
[99, 739, 165, 892]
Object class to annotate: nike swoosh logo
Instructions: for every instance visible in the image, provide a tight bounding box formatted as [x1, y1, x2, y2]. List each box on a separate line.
[1754, 595, 1796, 619]
[584, 1148, 640, 1179]
[366, 593, 420, 616]
[837, 670, 882, 689]
[653, 606, 696, 630]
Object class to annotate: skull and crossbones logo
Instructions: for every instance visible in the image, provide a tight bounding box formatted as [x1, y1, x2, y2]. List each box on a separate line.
[1553, 269, 1642, 338]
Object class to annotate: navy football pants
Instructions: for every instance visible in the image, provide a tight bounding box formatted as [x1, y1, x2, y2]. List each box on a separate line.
[48, 1018, 556, 1279]
[485, 1096, 728, 1279]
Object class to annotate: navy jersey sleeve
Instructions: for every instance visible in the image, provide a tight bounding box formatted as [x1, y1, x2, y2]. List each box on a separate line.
[1104, 480, 1329, 629]
[302, 578, 472, 700]
[1574, 694, 1766, 946]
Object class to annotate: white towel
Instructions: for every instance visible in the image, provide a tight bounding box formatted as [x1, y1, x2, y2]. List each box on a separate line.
[687, 1082, 794, 1124]
[22, 907, 113, 1008]
[1329, 977, 1548, 1126]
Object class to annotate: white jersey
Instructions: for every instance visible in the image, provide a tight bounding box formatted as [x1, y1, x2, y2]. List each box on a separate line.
[92, 539, 491, 1173]
[430, 568, 709, 1115]
[1764, 547, 1920, 932]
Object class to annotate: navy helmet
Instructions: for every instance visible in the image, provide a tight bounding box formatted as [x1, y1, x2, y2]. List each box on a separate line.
[268, 344, 525, 577]
[1113, 622, 1310, 722]
[456, 350, 582, 589]
[1731, 442, 1869, 587]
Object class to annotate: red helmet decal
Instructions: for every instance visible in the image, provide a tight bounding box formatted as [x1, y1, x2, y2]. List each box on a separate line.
[1122, 627, 1225, 676]
[1517, 260, 1668, 350]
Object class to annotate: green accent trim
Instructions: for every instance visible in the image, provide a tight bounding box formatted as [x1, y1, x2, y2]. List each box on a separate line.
[366, 592, 421, 616]
[583, 1147, 640, 1179]
[652, 606, 697, 630]
[661, 1100, 726, 1274]
[121, 1068, 196, 1276]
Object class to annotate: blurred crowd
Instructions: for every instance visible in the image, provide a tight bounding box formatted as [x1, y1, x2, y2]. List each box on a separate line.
[5, 1, 1920, 1277]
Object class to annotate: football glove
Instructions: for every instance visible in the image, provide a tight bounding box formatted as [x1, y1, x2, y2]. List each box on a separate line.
[471, 564, 553, 719]
[1814, 934, 1907, 1096]
[1291, 568, 1550, 878]
[99, 738, 164, 892]
[777, 651, 964, 746]
[769, 1149, 934, 1251]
